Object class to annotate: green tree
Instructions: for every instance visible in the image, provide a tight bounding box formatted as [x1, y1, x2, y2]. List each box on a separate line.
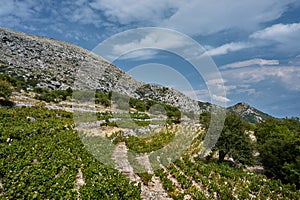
[255, 118, 300, 188]
[213, 113, 254, 165]
[129, 98, 146, 111]
[199, 112, 211, 129]
[95, 91, 111, 107]
[0, 80, 13, 99]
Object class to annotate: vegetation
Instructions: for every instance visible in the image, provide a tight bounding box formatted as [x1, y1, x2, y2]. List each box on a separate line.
[0, 77, 15, 106]
[34, 87, 73, 103]
[0, 73, 27, 91]
[1, 73, 299, 198]
[0, 107, 141, 199]
[129, 98, 147, 112]
[200, 110, 300, 190]
[199, 112, 211, 129]
[201, 112, 255, 165]
[0, 80, 13, 100]
[95, 90, 111, 107]
[125, 131, 175, 153]
[34, 86, 181, 124]
[157, 155, 300, 199]
[1, 105, 299, 199]
[108, 130, 175, 153]
[255, 117, 300, 188]
[214, 113, 254, 165]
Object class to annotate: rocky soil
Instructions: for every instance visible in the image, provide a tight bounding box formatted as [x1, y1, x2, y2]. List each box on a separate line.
[112, 142, 172, 200]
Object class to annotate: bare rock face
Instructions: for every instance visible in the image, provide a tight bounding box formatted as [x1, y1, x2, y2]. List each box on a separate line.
[0, 27, 201, 113]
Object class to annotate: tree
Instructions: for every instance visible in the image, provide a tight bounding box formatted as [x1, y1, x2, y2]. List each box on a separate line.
[199, 112, 211, 129]
[213, 113, 254, 165]
[255, 118, 300, 188]
[0, 80, 13, 99]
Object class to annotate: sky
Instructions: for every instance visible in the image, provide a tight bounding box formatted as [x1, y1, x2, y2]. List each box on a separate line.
[0, 0, 300, 118]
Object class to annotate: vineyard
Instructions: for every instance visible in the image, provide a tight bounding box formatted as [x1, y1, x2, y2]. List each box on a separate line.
[1, 27, 300, 199]
[0, 107, 141, 199]
[0, 104, 300, 199]
[154, 155, 300, 199]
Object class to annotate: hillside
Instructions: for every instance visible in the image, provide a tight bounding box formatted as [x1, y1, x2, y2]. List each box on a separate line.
[0, 27, 276, 122]
[1, 27, 299, 199]
[228, 102, 272, 123]
[199, 101, 271, 123]
[1, 107, 299, 199]
[0, 27, 200, 114]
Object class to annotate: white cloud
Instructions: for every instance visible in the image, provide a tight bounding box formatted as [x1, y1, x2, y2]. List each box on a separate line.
[106, 29, 195, 60]
[250, 23, 300, 40]
[0, 0, 39, 27]
[212, 94, 231, 103]
[221, 83, 255, 95]
[1, 0, 298, 52]
[222, 66, 300, 91]
[206, 78, 226, 85]
[89, 0, 175, 25]
[220, 58, 279, 70]
[184, 89, 230, 103]
[118, 49, 158, 61]
[224, 85, 237, 92]
[250, 23, 300, 53]
[88, 0, 295, 36]
[114, 30, 191, 53]
[205, 42, 251, 56]
[0, 0, 38, 18]
[182, 89, 210, 102]
[164, 0, 295, 35]
[60, 0, 102, 27]
[69, 6, 101, 26]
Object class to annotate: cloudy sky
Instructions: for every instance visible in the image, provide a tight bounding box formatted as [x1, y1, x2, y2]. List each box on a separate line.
[1, 0, 300, 118]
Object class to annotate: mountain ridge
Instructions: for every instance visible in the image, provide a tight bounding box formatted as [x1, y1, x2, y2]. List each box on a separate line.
[0, 27, 201, 114]
[0, 27, 273, 122]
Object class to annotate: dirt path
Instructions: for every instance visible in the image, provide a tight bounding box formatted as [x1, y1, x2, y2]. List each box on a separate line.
[112, 142, 172, 200]
[112, 142, 141, 182]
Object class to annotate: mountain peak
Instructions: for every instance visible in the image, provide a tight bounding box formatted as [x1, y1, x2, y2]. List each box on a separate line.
[235, 102, 250, 107]
[228, 102, 272, 123]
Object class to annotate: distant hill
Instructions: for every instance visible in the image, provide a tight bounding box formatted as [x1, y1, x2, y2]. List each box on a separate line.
[228, 102, 272, 123]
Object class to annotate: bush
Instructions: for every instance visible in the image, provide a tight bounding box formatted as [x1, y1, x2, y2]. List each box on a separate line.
[0, 80, 13, 99]
[95, 91, 111, 107]
[0, 74, 27, 91]
[34, 87, 72, 103]
[0, 99, 15, 107]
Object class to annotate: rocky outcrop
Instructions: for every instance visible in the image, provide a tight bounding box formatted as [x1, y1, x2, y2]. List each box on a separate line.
[0, 27, 201, 113]
[228, 102, 272, 123]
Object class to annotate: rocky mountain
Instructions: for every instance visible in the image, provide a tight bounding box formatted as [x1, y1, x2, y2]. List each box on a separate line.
[0, 27, 201, 113]
[0, 27, 274, 122]
[228, 102, 272, 123]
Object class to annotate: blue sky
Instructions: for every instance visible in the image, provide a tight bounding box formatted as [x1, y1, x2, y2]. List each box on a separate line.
[0, 0, 300, 118]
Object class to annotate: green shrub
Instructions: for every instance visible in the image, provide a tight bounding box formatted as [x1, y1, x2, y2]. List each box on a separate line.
[0, 80, 13, 99]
